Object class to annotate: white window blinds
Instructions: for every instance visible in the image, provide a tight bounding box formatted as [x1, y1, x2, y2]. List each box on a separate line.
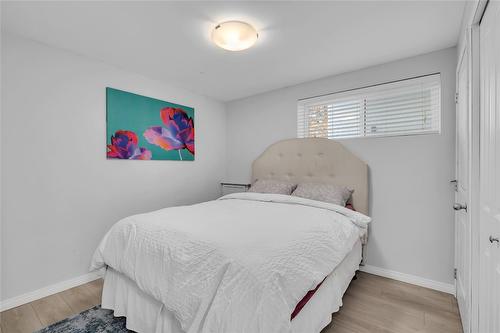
[297, 74, 441, 139]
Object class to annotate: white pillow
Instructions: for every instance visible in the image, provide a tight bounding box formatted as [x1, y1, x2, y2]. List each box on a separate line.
[292, 183, 353, 206]
[248, 179, 297, 195]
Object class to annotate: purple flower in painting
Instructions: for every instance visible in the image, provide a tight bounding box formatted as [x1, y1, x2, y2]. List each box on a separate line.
[107, 130, 152, 160]
[143, 107, 195, 158]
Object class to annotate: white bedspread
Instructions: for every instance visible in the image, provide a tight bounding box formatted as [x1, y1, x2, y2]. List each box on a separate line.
[90, 193, 371, 333]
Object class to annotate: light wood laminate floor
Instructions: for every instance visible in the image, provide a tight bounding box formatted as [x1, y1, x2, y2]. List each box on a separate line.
[0, 272, 462, 333]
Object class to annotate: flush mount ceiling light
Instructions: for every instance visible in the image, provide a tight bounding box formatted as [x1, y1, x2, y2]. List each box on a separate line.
[212, 21, 258, 51]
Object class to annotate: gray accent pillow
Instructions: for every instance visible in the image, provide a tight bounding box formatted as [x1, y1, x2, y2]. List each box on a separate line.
[292, 183, 354, 206]
[248, 179, 297, 195]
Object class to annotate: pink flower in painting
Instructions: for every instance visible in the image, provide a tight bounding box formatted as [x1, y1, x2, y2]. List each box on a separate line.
[143, 107, 195, 156]
[107, 130, 152, 160]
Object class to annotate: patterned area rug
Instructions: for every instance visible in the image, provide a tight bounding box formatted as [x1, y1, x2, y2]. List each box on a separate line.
[36, 306, 132, 333]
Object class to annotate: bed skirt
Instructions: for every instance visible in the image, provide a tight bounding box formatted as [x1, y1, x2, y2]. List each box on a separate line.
[101, 239, 362, 333]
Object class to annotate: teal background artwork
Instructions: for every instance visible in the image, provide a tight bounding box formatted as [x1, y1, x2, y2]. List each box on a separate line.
[106, 87, 195, 161]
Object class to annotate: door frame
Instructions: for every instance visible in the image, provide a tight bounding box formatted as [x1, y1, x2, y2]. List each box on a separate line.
[455, 39, 473, 333]
[455, 1, 488, 332]
[468, 23, 480, 333]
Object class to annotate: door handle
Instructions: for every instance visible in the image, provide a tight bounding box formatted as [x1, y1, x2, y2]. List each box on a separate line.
[453, 203, 467, 211]
[489, 236, 499, 244]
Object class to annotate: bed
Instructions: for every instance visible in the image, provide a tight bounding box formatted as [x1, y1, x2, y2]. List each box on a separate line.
[91, 138, 370, 333]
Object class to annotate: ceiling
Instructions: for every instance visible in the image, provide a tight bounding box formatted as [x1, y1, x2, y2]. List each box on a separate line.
[1, 1, 465, 102]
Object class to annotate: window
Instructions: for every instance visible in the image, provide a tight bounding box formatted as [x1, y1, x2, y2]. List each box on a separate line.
[297, 74, 441, 139]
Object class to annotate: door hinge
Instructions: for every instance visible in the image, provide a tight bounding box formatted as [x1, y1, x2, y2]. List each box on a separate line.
[455, 92, 459, 104]
[454, 268, 457, 279]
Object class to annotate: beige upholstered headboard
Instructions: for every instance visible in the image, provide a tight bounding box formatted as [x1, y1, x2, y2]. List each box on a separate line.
[252, 138, 369, 215]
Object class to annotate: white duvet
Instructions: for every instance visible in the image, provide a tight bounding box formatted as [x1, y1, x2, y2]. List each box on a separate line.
[90, 192, 371, 333]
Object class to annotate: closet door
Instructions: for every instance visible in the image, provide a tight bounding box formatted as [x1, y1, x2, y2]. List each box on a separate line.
[479, 1, 500, 332]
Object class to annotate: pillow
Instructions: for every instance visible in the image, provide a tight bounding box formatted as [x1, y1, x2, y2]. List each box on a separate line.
[248, 179, 296, 195]
[292, 183, 353, 206]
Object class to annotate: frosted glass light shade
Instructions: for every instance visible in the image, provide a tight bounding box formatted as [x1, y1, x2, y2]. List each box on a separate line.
[212, 21, 258, 51]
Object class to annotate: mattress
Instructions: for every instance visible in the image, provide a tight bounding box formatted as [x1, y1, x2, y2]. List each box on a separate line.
[101, 239, 362, 333]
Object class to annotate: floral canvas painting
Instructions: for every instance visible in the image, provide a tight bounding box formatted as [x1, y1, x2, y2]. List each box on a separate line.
[106, 88, 195, 161]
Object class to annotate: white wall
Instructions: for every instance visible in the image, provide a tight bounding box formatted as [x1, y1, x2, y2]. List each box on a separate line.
[0, 31, 457, 301]
[226, 48, 457, 285]
[0, 32, 226, 301]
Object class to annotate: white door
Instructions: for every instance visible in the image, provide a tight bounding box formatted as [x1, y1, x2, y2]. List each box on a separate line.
[455, 46, 471, 333]
[479, 2, 500, 332]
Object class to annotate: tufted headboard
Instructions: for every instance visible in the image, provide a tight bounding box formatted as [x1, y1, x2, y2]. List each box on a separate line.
[252, 138, 369, 215]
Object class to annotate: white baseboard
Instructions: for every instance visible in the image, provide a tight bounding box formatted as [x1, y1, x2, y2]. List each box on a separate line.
[360, 264, 456, 295]
[0, 269, 105, 312]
